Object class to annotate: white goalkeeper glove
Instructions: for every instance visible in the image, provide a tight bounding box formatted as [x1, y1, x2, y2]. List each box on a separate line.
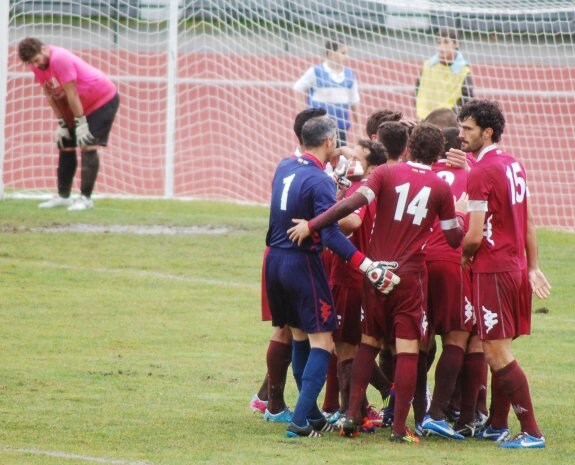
[56, 118, 72, 149]
[330, 158, 352, 190]
[359, 258, 400, 295]
[75, 115, 95, 146]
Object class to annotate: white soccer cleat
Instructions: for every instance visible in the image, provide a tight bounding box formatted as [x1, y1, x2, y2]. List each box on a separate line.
[38, 195, 73, 209]
[68, 195, 94, 211]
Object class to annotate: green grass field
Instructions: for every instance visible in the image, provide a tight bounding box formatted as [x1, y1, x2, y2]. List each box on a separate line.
[1, 198, 573, 465]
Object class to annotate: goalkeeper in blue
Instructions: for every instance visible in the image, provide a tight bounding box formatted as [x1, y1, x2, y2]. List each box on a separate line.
[264, 115, 399, 438]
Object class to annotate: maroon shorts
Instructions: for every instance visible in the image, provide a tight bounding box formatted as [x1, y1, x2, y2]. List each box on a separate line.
[472, 270, 531, 340]
[331, 283, 362, 346]
[362, 266, 428, 345]
[427, 260, 474, 335]
[261, 246, 272, 321]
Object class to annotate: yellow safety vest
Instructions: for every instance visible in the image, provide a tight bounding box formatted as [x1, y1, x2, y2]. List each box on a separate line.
[416, 59, 470, 120]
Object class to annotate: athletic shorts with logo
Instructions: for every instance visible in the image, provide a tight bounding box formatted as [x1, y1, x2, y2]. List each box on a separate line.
[331, 283, 362, 345]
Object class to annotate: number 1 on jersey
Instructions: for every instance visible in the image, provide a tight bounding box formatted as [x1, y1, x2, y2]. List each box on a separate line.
[280, 174, 295, 210]
[394, 182, 431, 226]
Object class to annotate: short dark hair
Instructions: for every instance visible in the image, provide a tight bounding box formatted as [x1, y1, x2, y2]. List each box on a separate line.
[458, 99, 506, 143]
[423, 108, 458, 129]
[18, 37, 44, 63]
[357, 139, 387, 167]
[325, 36, 345, 54]
[442, 127, 462, 156]
[365, 109, 402, 138]
[376, 122, 408, 161]
[437, 27, 458, 42]
[408, 123, 445, 165]
[301, 116, 337, 149]
[293, 108, 327, 144]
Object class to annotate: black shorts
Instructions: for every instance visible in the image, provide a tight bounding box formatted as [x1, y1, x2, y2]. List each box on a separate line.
[62, 93, 120, 148]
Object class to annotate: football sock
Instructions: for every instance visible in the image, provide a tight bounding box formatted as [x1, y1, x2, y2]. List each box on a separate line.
[497, 360, 542, 437]
[80, 150, 99, 198]
[457, 352, 485, 427]
[426, 337, 438, 372]
[266, 340, 292, 413]
[413, 350, 429, 424]
[321, 353, 340, 413]
[347, 344, 379, 423]
[476, 358, 489, 416]
[489, 368, 511, 429]
[428, 344, 465, 420]
[337, 358, 354, 414]
[291, 339, 310, 392]
[378, 348, 394, 382]
[392, 352, 418, 436]
[57, 151, 77, 197]
[369, 360, 392, 400]
[256, 373, 268, 402]
[290, 348, 331, 427]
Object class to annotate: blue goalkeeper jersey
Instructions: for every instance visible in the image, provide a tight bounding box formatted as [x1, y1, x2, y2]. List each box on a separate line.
[266, 153, 358, 260]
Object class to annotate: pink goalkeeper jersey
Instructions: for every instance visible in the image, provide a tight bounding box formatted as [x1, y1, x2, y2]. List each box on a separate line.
[467, 146, 528, 273]
[425, 159, 469, 263]
[31, 45, 116, 116]
[364, 161, 456, 272]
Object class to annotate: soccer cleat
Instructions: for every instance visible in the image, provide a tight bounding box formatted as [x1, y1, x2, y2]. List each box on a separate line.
[446, 408, 461, 424]
[309, 417, 338, 433]
[263, 407, 292, 423]
[381, 389, 395, 427]
[68, 195, 94, 211]
[322, 410, 342, 425]
[390, 428, 420, 443]
[455, 423, 477, 438]
[338, 417, 375, 438]
[475, 425, 510, 442]
[498, 432, 545, 449]
[249, 394, 267, 414]
[38, 195, 73, 208]
[414, 423, 424, 437]
[285, 422, 322, 438]
[421, 415, 465, 440]
[474, 411, 489, 428]
[366, 404, 382, 427]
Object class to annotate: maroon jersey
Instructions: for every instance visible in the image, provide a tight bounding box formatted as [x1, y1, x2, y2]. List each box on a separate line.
[426, 159, 468, 263]
[467, 146, 528, 273]
[330, 180, 376, 288]
[363, 162, 457, 272]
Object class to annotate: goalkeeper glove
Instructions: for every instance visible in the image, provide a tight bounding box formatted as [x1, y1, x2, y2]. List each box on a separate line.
[75, 115, 95, 146]
[330, 158, 352, 190]
[359, 258, 400, 295]
[56, 118, 72, 150]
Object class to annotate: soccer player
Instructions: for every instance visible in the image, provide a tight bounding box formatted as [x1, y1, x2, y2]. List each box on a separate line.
[365, 110, 402, 140]
[415, 28, 473, 121]
[288, 122, 466, 443]
[459, 99, 551, 448]
[376, 122, 409, 164]
[266, 116, 399, 438]
[251, 108, 328, 421]
[293, 37, 360, 146]
[18, 37, 119, 211]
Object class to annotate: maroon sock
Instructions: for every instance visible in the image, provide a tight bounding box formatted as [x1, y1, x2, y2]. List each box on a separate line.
[496, 360, 542, 437]
[370, 360, 392, 400]
[337, 358, 354, 415]
[428, 345, 465, 420]
[378, 349, 394, 383]
[392, 352, 418, 436]
[321, 353, 340, 413]
[266, 340, 292, 413]
[448, 375, 462, 413]
[489, 368, 511, 429]
[348, 344, 379, 423]
[257, 373, 269, 401]
[413, 350, 428, 424]
[477, 358, 489, 416]
[457, 352, 485, 427]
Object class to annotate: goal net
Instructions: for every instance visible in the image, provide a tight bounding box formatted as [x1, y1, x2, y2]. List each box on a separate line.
[2, 0, 575, 229]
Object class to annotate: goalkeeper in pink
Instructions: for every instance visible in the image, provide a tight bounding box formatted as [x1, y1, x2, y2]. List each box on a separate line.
[18, 37, 119, 211]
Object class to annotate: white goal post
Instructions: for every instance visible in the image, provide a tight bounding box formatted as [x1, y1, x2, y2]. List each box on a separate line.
[2, 0, 575, 230]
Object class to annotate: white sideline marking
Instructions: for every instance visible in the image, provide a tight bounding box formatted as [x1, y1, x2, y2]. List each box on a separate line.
[2, 447, 152, 465]
[0, 257, 259, 290]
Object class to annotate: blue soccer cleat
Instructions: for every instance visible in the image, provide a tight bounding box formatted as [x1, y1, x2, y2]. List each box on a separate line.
[498, 432, 546, 449]
[421, 415, 465, 440]
[264, 407, 293, 423]
[285, 421, 322, 438]
[475, 424, 510, 442]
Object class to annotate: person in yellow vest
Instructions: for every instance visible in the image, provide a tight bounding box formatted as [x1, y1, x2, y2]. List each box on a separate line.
[415, 28, 474, 121]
